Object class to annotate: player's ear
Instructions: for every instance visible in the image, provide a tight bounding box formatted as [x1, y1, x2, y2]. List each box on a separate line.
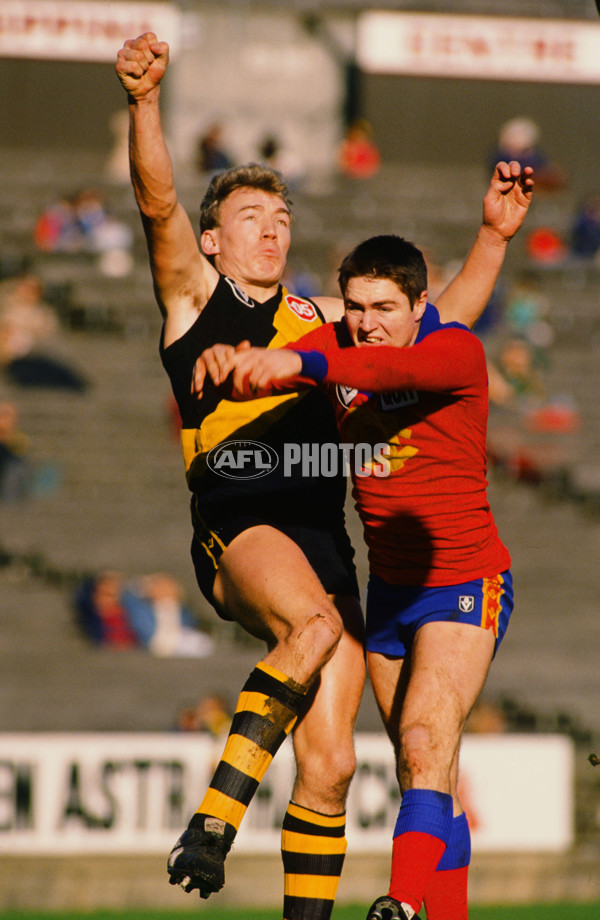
[201, 228, 219, 256]
[414, 290, 428, 321]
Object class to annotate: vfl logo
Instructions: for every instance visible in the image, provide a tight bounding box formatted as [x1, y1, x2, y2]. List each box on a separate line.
[380, 390, 419, 411]
[458, 595, 475, 613]
[224, 276, 254, 308]
[207, 440, 278, 479]
[336, 384, 359, 408]
[286, 295, 317, 322]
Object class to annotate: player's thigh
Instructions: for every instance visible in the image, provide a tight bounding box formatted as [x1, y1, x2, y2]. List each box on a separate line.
[213, 524, 340, 645]
[401, 620, 495, 747]
[291, 595, 366, 811]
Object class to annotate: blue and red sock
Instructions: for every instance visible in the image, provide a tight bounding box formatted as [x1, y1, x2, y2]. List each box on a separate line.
[423, 812, 471, 920]
[388, 788, 453, 915]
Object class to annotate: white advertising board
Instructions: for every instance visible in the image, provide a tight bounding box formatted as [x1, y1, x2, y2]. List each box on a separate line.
[357, 13, 600, 85]
[0, 1, 180, 62]
[0, 732, 574, 854]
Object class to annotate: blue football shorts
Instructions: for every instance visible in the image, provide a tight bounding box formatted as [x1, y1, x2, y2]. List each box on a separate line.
[366, 570, 514, 658]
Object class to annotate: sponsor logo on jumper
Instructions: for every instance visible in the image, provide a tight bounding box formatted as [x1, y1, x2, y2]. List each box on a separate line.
[225, 276, 254, 307]
[380, 390, 419, 411]
[285, 295, 317, 322]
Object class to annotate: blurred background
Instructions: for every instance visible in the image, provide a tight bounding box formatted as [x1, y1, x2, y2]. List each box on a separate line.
[1, 0, 600, 912]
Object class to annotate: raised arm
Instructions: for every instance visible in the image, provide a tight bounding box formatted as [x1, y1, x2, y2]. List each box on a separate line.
[115, 33, 217, 342]
[436, 161, 534, 328]
[203, 327, 484, 400]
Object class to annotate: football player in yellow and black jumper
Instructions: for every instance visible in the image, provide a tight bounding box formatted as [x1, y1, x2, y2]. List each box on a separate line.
[116, 32, 533, 920]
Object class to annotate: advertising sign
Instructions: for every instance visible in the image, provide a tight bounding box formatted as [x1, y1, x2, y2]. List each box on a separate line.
[0, 733, 574, 854]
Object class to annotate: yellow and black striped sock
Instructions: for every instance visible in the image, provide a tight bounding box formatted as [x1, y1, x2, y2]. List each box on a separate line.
[281, 801, 348, 920]
[190, 662, 309, 841]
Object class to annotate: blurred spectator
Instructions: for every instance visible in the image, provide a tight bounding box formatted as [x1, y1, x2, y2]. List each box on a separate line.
[0, 273, 58, 354]
[177, 693, 232, 737]
[490, 117, 566, 192]
[33, 194, 81, 253]
[0, 400, 33, 502]
[0, 272, 88, 391]
[338, 119, 381, 179]
[257, 133, 305, 188]
[74, 570, 215, 657]
[488, 336, 547, 408]
[526, 226, 567, 267]
[74, 188, 133, 252]
[487, 337, 581, 484]
[196, 122, 234, 174]
[74, 571, 139, 649]
[34, 188, 134, 277]
[122, 572, 214, 658]
[73, 188, 134, 277]
[504, 271, 554, 358]
[570, 194, 600, 260]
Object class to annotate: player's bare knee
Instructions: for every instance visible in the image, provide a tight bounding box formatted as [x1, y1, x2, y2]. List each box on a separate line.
[297, 746, 355, 810]
[398, 722, 435, 784]
[299, 602, 343, 664]
[318, 741, 356, 795]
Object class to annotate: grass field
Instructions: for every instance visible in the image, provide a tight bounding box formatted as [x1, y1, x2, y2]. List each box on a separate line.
[4, 905, 600, 920]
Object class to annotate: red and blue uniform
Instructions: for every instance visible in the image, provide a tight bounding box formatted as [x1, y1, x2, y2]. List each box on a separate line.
[286, 304, 513, 655]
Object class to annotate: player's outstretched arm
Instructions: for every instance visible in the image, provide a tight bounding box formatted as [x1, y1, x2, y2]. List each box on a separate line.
[116, 33, 216, 334]
[436, 161, 534, 328]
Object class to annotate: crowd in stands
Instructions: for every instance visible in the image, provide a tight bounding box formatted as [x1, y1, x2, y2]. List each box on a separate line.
[73, 569, 215, 657]
[490, 118, 600, 270]
[34, 187, 134, 278]
[479, 265, 582, 487]
[194, 116, 381, 187]
[489, 117, 567, 194]
[0, 270, 88, 391]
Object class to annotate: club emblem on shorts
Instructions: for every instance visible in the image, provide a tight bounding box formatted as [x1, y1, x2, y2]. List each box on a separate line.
[458, 595, 475, 613]
[207, 440, 278, 479]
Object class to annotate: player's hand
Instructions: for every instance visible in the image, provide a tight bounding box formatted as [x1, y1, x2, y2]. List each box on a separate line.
[116, 32, 169, 101]
[192, 341, 251, 398]
[483, 161, 534, 242]
[229, 348, 303, 399]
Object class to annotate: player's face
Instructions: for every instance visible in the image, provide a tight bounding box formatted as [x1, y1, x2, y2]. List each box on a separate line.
[202, 187, 291, 291]
[343, 276, 427, 348]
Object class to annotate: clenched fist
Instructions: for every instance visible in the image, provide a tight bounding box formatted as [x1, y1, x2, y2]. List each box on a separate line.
[115, 32, 169, 101]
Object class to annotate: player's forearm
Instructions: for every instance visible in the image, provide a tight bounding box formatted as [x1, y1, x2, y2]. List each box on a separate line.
[436, 223, 507, 329]
[296, 331, 476, 393]
[128, 92, 178, 222]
